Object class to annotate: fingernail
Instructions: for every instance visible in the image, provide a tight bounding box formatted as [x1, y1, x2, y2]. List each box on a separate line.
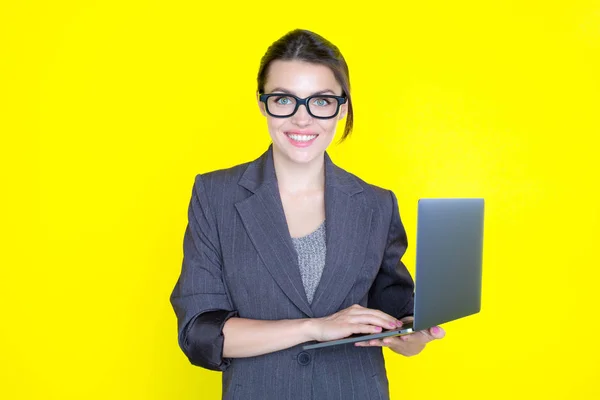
[374, 326, 382, 332]
[432, 326, 440, 334]
[396, 320, 403, 327]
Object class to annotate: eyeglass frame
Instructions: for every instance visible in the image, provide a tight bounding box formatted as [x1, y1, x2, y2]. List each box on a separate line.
[258, 92, 347, 119]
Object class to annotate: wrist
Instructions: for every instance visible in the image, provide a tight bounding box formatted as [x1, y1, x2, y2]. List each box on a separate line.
[301, 318, 320, 342]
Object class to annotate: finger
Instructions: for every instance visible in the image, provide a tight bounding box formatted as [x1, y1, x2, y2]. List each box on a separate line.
[428, 326, 445, 339]
[350, 308, 401, 327]
[345, 304, 397, 318]
[349, 323, 388, 335]
[398, 331, 432, 343]
[355, 339, 385, 347]
[382, 336, 404, 346]
[347, 315, 400, 330]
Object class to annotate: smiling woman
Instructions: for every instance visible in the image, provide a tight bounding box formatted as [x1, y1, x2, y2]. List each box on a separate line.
[258, 60, 349, 163]
[170, 28, 444, 400]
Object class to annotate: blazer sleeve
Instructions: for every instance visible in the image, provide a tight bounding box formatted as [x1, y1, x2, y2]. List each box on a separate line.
[368, 190, 415, 319]
[170, 174, 238, 371]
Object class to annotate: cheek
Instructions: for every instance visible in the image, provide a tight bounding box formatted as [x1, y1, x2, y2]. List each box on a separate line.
[316, 119, 339, 135]
[267, 118, 286, 135]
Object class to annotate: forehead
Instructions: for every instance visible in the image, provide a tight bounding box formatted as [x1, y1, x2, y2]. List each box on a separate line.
[264, 60, 342, 96]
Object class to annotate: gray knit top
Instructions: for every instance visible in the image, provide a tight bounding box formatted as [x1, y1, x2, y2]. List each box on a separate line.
[291, 220, 327, 304]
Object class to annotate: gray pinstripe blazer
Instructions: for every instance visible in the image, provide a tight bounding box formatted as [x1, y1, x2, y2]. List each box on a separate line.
[170, 144, 415, 400]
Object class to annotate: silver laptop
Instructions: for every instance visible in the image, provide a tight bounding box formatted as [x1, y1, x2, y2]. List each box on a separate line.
[302, 198, 485, 350]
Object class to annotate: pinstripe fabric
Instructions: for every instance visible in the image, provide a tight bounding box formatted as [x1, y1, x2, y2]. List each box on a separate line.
[170, 144, 415, 400]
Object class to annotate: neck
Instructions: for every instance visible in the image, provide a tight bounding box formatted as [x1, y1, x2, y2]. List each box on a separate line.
[272, 149, 325, 194]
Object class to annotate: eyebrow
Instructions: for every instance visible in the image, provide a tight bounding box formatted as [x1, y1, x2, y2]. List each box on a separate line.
[267, 87, 339, 96]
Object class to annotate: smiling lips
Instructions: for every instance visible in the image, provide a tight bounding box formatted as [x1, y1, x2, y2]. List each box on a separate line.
[285, 131, 318, 147]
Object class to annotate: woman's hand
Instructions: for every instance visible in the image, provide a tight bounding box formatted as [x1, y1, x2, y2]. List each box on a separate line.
[308, 304, 402, 342]
[354, 316, 445, 357]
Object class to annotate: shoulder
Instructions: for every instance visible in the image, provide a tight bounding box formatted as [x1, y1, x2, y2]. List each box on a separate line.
[191, 146, 269, 194]
[335, 165, 397, 217]
[186, 160, 253, 223]
[194, 160, 250, 191]
[337, 168, 406, 241]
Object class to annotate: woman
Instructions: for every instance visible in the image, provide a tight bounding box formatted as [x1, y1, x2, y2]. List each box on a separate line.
[170, 29, 445, 400]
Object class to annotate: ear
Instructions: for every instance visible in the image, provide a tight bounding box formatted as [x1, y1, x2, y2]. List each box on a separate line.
[338, 102, 348, 120]
[257, 91, 267, 117]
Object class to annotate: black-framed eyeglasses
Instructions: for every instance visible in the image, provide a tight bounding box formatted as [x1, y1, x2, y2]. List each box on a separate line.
[259, 93, 347, 119]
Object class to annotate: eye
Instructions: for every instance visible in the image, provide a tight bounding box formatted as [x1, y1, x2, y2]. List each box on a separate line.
[312, 97, 331, 107]
[274, 96, 293, 105]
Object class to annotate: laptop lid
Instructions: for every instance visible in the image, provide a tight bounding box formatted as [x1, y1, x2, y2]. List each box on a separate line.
[412, 198, 485, 331]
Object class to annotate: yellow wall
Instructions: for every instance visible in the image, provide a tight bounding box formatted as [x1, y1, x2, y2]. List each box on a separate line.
[2, 1, 599, 399]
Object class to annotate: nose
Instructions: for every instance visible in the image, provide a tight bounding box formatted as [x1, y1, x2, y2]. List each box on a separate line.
[291, 103, 312, 126]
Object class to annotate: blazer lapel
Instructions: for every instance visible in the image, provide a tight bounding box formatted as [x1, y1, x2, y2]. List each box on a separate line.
[235, 145, 314, 317]
[309, 152, 373, 317]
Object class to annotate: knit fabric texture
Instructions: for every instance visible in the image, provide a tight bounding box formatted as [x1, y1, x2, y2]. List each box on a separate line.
[291, 219, 327, 305]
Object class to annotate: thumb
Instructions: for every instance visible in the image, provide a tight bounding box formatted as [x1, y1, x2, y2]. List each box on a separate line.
[428, 326, 445, 339]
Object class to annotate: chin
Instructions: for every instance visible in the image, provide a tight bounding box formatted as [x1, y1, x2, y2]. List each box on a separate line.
[289, 150, 320, 164]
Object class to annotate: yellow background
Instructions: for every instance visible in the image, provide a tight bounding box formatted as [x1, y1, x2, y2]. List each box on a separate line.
[2, 1, 599, 399]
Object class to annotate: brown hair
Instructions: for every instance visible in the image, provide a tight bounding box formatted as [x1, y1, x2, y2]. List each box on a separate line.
[257, 29, 354, 142]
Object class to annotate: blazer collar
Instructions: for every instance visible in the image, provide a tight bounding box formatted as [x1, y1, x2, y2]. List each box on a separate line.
[235, 144, 372, 318]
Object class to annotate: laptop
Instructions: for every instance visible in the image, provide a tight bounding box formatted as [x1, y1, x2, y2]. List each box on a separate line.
[302, 198, 485, 350]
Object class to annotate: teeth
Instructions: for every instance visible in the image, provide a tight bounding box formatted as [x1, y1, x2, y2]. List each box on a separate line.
[287, 134, 317, 142]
